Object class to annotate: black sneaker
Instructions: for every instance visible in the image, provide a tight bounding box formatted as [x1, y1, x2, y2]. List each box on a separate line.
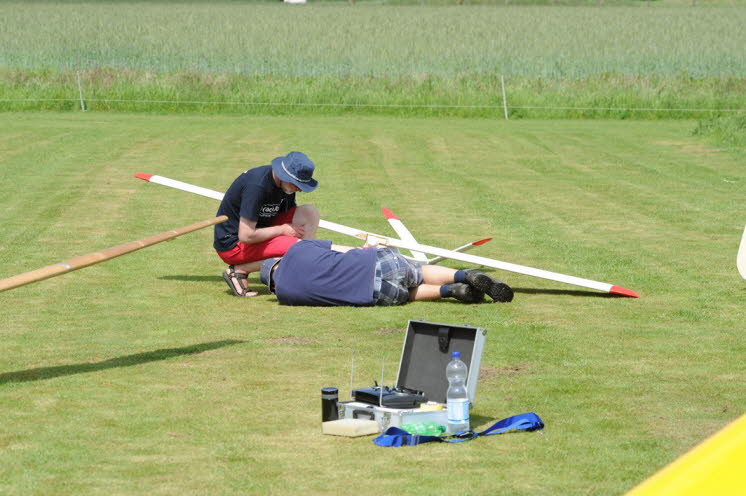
[465, 272, 514, 303]
[449, 283, 485, 304]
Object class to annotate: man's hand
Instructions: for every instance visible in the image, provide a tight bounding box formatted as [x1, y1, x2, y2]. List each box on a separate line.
[283, 223, 306, 238]
[331, 244, 357, 253]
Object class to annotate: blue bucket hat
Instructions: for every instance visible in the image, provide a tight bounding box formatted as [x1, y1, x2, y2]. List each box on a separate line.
[259, 258, 282, 293]
[271, 152, 318, 192]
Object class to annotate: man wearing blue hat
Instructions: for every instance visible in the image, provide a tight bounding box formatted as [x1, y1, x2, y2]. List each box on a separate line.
[215, 151, 320, 297]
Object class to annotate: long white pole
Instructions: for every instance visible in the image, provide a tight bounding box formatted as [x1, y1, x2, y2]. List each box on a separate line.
[135, 174, 639, 297]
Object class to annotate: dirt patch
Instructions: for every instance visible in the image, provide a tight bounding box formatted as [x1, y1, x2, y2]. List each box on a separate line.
[498, 362, 534, 377]
[374, 328, 402, 335]
[479, 362, 534, 382]
[479, 365, 498, 382]
[653, 141, 722, 155]
[267, 337, 317, 345]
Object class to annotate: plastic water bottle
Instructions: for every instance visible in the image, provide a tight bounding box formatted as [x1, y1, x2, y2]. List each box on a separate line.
[446, 351, 470, 434]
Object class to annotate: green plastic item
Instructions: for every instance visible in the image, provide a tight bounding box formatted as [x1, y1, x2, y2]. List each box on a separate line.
[401, 422, 446, 437]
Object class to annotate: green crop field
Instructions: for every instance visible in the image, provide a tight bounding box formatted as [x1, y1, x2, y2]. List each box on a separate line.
[1, 112, 745, 494]
[1, 1, 745, 117]
[4, 3, 745, 76]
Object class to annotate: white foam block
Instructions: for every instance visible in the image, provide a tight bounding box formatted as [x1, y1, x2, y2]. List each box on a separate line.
[322, 419, 380, 437]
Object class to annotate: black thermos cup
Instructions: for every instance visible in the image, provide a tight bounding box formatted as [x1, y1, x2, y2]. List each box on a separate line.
[321, 387, 339, 422]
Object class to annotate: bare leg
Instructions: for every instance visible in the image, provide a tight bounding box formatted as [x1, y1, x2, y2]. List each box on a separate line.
[293, 204, 320, 240]
[416, 265, 486, 304]
[409, 284, 445, 301]
[408, 266, 458, 301]
[233, 260, 263, 275]
[420, 265, 457, 285]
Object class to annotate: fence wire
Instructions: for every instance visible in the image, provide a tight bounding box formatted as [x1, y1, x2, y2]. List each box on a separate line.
[2, 96, 744, 114]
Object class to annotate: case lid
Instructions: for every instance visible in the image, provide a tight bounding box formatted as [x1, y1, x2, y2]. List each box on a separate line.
[395, 319, 486, 404]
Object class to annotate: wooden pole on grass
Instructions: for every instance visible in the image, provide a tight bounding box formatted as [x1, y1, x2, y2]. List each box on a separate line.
[0, 215, 227, 293]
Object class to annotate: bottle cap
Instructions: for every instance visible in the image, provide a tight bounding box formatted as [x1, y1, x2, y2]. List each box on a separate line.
[452, 351, 460, 359]
[321, 387, 338, 399]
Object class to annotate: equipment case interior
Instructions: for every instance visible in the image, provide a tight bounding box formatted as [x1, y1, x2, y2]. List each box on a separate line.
[339, 319, 487, 431]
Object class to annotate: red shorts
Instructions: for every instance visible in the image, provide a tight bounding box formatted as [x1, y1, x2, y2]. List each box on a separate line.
[216, 208, 299, 265]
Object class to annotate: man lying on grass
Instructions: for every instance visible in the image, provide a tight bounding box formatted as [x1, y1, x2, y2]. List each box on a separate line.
[259, 239, 514, 306]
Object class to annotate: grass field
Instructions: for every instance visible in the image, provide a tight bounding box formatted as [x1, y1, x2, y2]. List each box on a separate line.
[1, 112, 744, 495]
[2, 2, 745, 117]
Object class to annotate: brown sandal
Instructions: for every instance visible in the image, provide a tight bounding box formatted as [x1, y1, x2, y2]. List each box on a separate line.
[222, 266, 258, 297]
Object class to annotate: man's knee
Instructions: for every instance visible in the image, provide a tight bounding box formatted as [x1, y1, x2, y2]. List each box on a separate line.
[294, 204, 320, 226]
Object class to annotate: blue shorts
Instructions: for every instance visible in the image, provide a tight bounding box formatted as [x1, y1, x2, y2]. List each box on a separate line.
[372, 248, 424, 306]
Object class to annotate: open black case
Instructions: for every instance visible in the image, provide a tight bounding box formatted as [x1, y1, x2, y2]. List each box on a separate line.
[395, 319, 486, 404]
[339, 319, 487, 431]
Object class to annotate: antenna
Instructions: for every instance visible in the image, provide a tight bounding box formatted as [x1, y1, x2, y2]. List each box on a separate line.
[349, 350, 355, 401]
[379, 355, 385, 407]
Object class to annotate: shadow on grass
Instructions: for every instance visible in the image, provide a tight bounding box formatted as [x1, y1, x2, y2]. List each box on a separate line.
[159, 275, 223, 282]
[0, 339, 245, 385]
[514, 287, 620, 298]
[470, 413, 496, 428]
[156, 280, 626, 300]
[470, 413, 543, 434]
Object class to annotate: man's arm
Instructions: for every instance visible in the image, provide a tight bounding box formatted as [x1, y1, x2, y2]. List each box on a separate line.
[331, 244, 360, 253]
[238, 216, 304, 244]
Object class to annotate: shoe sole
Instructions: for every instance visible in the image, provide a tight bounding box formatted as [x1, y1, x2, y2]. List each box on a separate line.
[467, 274, 514, 303]
[465, 286, 486, 303]
[450, 283, 484, 304]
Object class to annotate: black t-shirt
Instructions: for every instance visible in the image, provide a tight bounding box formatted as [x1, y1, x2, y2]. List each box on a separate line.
[213, 165, 296, 251]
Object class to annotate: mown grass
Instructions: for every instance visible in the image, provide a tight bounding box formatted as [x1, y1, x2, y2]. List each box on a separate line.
[1, 2, 744, 117]
[1, 112, 745, 495]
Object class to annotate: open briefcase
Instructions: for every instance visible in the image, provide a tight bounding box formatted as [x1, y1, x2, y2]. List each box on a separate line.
[339, 319, 487, 432]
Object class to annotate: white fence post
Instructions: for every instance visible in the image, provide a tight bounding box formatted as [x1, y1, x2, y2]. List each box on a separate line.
[500, 75, 509, 120]
[76, 71, 86, 112]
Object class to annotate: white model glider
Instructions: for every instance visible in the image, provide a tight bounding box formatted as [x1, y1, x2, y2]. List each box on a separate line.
[738, 225, 746, 280]
[355, 231, 638, 297]
[134, 173, 639, 297]
[381, 207, 492, 265]
[381, 207, 429, 262]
